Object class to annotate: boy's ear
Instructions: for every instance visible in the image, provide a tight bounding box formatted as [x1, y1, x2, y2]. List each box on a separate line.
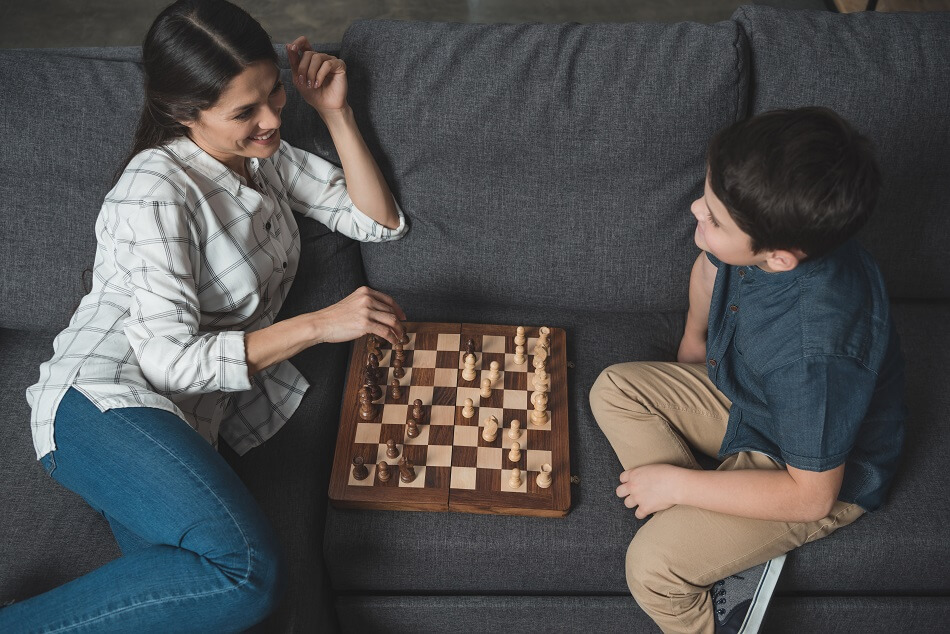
[765, 248, 806, 272]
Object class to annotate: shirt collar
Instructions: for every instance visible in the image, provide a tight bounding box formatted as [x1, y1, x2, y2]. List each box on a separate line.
[744, 241, 851, 285]
[162, 136, 261, 195]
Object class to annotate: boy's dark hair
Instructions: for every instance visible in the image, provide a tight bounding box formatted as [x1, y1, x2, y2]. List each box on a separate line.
[707, 107, 880, 258]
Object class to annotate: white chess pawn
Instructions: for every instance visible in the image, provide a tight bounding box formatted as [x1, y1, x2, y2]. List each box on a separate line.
[480, 378, 492, 398]
[531, 392, 549, 426]
[536, 463, 553, 489]
[508, 419, 522, 440]
[514, 344, 526, 365]
[488, 361, 500, 384]
[533, 367, 550, 393]
[482, 415, 499, 442]
[514, 326, 526, 347]
[462, 397, 475, 419]
[508, 441, 521, 462]
[508, 467, 523, 489]
[462, 353, 477, 382]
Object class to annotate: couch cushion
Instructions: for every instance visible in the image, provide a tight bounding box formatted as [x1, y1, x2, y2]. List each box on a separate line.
[323, 299, 950, 596]
[733, 6, 950, 300]
[0, 45, 342, 333]
[341, 20, 749, 314]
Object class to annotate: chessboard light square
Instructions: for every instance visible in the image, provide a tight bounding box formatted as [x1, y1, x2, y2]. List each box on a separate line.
[454, 425, 479, 447]
[405, 332, 417, 349]
[502, 429, 527, 450]
[477, 446, 503, 470]
[348, 464, 376, 487]
[434, 368, 459, 387]
[429, 405, 455, 425]
[437, 333, 461, 351]
[404, 426, 430, 445]
[355, 423, 382, 444]
[426, 444, 452, 467]
[528, 337, 539, 352]
[386, 367, 412, 385]
[458, 352, 482, 370]
[381, 404, 409, 425]
[407, 385, 434, 405]
[450, 466, 477, 490]
[456, 387, 482, 406]
[480, 369, 504, 387]
[481, 335, 506, 354]
[379, 350, 392, 366]
[398, 466, 427, 488]
[500, 469, 528, 493]
[479, 407, 503, 427]
[375, 443, 403, 464]
[503, 389, 528, 410]
[504, 354, 529, 373]
[412, 350, 437, 368]
[526, 450, 553, 473]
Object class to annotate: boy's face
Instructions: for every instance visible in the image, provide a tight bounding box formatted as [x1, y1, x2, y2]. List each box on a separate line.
[691, 175, 774, 269]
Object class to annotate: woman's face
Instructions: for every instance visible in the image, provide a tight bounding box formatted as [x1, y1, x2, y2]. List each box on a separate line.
[182, 60, 286, 174]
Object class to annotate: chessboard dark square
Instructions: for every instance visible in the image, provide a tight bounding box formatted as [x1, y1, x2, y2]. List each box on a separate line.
[436, 350, 459, 369]
[503, 408, 526, 427]
[384, 386, 410, 406]
[504, 372, 527, 390]
[403, 444, 428, 465]
[379, 425, 404, 445]
[480, 389, 504, 409]
[527, 428, 551, 451]
[415, 332, 438, 349]
[432, 386, 456, 406]
[481, 352, 505, 371]
[428, 424, 454, 445]
[476, 467, 501, 490]
[410, 367, 435, 386]
[452, 445, 477, 468]
[477, 429, 503, 448]
[424, 466, 450, 488]
[455, 407, 478, 426]
[503, 449, 527, 471]
[353, 443, 378, 465]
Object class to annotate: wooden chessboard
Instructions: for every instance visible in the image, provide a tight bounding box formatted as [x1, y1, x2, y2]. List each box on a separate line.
[329, 322, 571, 517]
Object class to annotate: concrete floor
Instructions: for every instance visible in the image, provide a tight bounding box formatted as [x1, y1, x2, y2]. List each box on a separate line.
[0, 0, 830, 49]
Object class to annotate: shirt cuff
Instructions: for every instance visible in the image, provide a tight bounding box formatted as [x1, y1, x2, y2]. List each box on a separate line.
[350, 196, 408, 242]
[216, 330, 252, 392]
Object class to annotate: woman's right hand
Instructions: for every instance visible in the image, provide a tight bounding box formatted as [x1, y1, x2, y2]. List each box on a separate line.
[312, 286, 407, 346]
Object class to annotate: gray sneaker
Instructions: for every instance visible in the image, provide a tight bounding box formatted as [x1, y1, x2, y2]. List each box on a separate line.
[710, 553, 786, 634]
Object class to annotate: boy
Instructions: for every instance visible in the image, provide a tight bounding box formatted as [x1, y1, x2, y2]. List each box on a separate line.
[589, 107, 905, 634]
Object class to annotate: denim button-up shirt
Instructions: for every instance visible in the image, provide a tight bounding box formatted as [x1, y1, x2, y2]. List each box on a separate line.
[706, 240, 905, 512]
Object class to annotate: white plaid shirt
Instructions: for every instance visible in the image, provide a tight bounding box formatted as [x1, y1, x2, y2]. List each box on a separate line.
[26, 136, 406, 459]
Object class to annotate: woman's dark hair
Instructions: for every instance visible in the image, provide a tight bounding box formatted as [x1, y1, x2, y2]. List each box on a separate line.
[707, 107, 881, 259]
[115, 0, 277, 181]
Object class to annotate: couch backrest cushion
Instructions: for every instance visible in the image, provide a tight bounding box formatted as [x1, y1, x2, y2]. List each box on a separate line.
[0, 46, 342, 332]
[734, 6, 950, 300]
[342, 20, 748, 313]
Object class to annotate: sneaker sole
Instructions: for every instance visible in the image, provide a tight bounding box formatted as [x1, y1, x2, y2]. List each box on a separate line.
[738, 552, 787, 634]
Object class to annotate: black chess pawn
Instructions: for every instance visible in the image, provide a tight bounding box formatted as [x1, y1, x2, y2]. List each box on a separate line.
[398, 330, 410, 346]
[364, 375, 382, 403]
[377, 461, 391, 482]
[358, 388, 377, 421]
[386, 438, 399, 459]
[411, 399, 424, 423]
[352, 456, 369, 481]
[406, 418, 420, 438]
[393, 356, 406, 379]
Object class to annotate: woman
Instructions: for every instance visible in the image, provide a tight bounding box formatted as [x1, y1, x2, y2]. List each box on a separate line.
[1, 0, 406, 630]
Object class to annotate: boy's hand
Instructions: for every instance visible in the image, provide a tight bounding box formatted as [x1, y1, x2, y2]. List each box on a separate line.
[616, 464, 683, 519]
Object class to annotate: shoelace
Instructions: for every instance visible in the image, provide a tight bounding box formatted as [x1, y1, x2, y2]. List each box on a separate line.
[711, 573, 748, 617]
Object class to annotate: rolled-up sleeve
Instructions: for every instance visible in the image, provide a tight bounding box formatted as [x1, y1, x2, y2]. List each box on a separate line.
[112, 199, 252, 395]
[274, 141, 407, 242]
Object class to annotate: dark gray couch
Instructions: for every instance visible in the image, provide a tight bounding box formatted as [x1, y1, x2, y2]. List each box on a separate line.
[2, 6, 948, 632]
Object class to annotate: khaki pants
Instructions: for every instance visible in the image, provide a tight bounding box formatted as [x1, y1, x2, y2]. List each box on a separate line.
[589, 362, 864, 634]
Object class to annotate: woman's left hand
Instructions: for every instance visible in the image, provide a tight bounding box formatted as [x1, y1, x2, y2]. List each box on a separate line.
[286, 37, 348, 113]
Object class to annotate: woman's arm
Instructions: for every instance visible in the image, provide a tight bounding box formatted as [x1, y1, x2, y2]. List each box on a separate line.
[287, 39, 400, 230]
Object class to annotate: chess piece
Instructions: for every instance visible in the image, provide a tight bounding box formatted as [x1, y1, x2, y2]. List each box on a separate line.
[393, 355, 406, 379]
[406, 417, 420, 438]
[412, 399, 424, 423]
[377, 461, 391, 482]
[533, 347, 548, 372]
[364, 377, 382, 403]
[531, 392, 549, 426]
[488, 361, 500, 384]
[508, 441, 521, 462]
[536, 326, 551, 355]
[514, 344, 526, 365]
[358, 388, 377, 420]
[514, 326, 526, 347]
[399, 457, 416, 483]
[390, 378, 402, 400]
[480, 378, 492, 399]
[482, 415, 499, 442]
[368, 352, 381, 381]
[462, 398, 475, 419]
[466, 338, 476, 359]
[508, 467, 523, 489]
[366, 334, 380, 357]
[462, 353, 477, 382]
[394, 340, 406, 362]
[536, 463, 553, 489]
[352, 456, 368, 481]
[386, 438, 399, 459]
[533, 367, 550, 393]
[399, 330, 410, 346]
[508, 419, 522, 440]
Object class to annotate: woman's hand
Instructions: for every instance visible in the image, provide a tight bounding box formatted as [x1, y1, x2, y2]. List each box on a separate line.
[286, 37, 348, 113]
[312, 286, 407, 346]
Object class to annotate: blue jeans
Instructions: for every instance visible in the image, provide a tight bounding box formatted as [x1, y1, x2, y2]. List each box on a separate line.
[0, 388, 286, 633]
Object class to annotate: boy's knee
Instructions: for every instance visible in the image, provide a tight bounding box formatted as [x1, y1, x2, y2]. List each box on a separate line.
[625, 535, 666, 606]
[589, 364, 650, 423]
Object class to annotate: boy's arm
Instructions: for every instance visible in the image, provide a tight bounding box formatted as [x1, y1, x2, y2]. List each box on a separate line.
[677, 252, 718, 363]
[617, 462, 845, 523]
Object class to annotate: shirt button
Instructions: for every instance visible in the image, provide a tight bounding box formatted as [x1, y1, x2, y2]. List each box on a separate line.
[730, 305, 739, 312]
[265, 222, 272, 231]
[282, 261, 288, 269]
[708, 359, 717, 367]
[738, 268, 746, 277]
